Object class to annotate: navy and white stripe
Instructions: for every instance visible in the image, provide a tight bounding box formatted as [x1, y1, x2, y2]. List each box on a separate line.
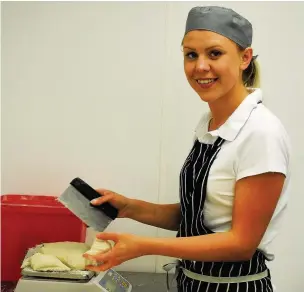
[176, 138, 273, 292]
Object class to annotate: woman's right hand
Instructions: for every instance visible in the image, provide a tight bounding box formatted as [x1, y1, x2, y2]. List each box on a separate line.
[91, 189, 132, 218]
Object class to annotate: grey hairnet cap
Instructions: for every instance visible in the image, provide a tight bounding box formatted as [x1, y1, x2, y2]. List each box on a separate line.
[185, 6, 253, 48]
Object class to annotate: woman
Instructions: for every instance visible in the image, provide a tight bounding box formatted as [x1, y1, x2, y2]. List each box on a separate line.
[84, 6, 291, 292]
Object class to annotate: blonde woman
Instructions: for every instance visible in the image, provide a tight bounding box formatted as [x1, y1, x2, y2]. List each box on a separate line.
[86, 6, 291, 292]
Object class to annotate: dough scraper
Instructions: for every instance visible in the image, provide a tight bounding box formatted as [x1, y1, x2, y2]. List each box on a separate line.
[58, 177, 118, 232]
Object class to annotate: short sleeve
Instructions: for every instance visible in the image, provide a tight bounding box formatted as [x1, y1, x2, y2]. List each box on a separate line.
[235, 126, 291, 181]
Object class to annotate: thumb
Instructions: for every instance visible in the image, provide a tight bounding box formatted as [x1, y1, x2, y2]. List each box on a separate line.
[96, 232, 119, 243]
[91, 192, 113, 205]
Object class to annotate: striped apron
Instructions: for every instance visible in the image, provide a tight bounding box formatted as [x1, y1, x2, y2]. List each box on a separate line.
[176, 137, 273, 292]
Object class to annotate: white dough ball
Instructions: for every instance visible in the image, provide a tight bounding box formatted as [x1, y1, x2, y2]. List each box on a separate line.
[84, 238, 112, 256]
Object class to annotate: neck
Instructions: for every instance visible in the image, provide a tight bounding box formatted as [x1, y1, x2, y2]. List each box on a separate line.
[208, 85, 249, 131]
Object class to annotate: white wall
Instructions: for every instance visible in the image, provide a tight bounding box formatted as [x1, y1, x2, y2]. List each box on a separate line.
[2, 2, 303, 290]
[2, 1, 166, 273]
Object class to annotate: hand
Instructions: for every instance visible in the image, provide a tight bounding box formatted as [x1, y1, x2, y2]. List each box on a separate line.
[92, 189, 132, 218]
[83, 232, 147, 272]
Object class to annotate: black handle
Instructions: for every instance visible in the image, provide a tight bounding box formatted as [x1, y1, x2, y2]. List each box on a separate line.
[70, 177, 118, 220]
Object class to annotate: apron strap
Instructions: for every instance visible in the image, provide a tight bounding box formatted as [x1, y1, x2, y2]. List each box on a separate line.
[163, 260, 269, 290]
[162, 260, 182, 292]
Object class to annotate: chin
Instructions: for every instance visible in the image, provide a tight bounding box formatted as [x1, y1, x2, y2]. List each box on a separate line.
[196, 91, 221, 103]
[189, 82, 219, 103]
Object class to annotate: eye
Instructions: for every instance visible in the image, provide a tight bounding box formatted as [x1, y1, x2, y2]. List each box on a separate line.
[185, 51, 198, 60]
[209, 50, 222, 58]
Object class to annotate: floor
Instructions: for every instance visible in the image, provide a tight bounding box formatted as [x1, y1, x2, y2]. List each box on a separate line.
[1, 272, 178, 292]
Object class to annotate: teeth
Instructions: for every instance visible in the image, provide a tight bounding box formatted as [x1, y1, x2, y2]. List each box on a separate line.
[197, 79, 216, 84]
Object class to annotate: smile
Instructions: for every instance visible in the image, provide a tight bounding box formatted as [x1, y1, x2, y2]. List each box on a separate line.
[196, 78, 218, 88]
[197, 78, 218, 84]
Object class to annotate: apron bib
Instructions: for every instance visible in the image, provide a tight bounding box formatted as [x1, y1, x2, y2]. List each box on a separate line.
[175, 137, 273, 292]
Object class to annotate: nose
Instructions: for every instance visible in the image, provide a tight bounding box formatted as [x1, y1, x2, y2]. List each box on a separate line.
[195, 56, 210, 72]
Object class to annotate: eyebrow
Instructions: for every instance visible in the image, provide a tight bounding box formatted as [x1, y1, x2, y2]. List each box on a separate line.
[183, 45, 223, 51]
[183, 46, 196, 51]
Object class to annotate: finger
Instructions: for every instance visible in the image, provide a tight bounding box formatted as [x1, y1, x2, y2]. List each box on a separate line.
[86, 261, 113, 272]
[96, 232, 119, 243]
[97, 261, 113, 271]
[83, 253, 93, 259]
[83, 249, 110, 260]
[91, 250, 112, 262]
[86, 265, 101, 272]
[85, 262, 107, 272]
[91, 193, 114, 205]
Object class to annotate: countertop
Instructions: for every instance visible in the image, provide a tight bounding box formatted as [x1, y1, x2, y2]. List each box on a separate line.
[1, 272, 178, 292]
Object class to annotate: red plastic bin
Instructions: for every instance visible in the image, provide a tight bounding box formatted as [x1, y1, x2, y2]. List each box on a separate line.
[1, 194, 87, 281]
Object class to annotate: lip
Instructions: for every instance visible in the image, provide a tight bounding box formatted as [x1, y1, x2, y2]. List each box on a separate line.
[195, 78, 218, 80]
[195, 78, 218, 89]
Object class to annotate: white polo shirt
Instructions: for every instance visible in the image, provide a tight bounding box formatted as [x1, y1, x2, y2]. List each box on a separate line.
[194, 88, 291, 260]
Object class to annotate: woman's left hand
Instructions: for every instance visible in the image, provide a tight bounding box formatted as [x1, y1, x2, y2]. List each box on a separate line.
[83, 232, 147, 272]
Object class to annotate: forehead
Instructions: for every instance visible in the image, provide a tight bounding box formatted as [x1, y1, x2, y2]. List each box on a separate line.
[183, 30, 236, 50]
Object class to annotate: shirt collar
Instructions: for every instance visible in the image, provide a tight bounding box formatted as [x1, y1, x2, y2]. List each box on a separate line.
[195, 88, 263, 143]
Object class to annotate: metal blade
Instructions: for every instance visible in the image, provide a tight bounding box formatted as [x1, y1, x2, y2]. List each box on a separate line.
[58, 185, 113, 232]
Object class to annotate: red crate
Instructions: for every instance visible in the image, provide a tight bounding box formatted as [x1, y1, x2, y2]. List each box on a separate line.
[1, 194, 86, 281]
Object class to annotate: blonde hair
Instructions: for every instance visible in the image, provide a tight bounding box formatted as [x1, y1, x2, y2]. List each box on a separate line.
[236, 43, 260, 88]
[243, 58, 260, 88]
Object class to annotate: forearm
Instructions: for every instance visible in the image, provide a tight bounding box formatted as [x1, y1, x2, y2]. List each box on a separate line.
[126, 200, 181, 231]
[141, 232, 253, 262]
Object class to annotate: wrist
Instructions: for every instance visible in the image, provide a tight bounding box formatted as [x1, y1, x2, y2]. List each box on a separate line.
[137, 236, 157, 256]
[123, 198, 136, 219]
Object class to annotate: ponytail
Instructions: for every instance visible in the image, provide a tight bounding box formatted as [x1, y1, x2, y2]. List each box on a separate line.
[243, 57, 260, 88]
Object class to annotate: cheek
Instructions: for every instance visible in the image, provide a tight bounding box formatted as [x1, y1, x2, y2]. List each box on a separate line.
[184, 62, 193, 79]
[218, 63, 240, 85]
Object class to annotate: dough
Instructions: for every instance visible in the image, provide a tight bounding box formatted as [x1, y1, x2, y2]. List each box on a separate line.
[41, 242, 89, 258]
[84, 238, 112, 256]
[30, 253, 71, 272]
[20, 240, 112, 271]
[84, 238, 112, 266]
[40, 241, 89, 270]
[21, 257, 31, 269]
[64, 253, 88, 270]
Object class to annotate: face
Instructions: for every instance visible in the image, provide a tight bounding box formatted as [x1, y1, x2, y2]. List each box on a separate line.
[182, 30, 252, 103]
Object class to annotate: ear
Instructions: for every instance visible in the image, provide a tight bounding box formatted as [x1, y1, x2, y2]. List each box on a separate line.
[240, 47, 253, 71]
